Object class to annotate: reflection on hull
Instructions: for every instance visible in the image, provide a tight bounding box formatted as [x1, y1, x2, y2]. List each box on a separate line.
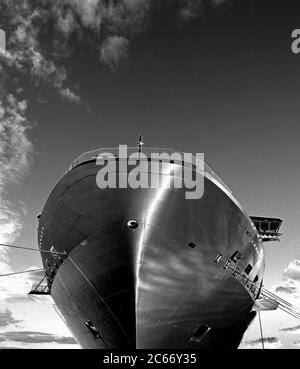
[38, 156, 264, 349]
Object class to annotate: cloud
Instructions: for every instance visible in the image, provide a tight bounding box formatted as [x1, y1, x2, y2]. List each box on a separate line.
[0, 94, 32, 263]
[0, 93, 33, 311]
[60, 87, 81, 104]
[279, 325, 300, 334]
[0, 330, 77, 344]
[65, 0, 103, 30]
[0, 31, 48, 319]
[0, 202, 23, 246]
[177, 0, 205, 23]
[275, 285, 297, 294]
[283, 260, 300, 282]
[242, 337, 282, 349]
[0, 261, 45, 311]
[0, 0, 232, 80]
[251, 337, 279, 344]
[0, 95, 32, 189]
[0, 10, 76, 102]
[99, 36, 129, 69]
[0, 309, 20, 328]
[210, 0, 230, 8]
[272, 259, 300, 305]
[0, 346, 24, 349]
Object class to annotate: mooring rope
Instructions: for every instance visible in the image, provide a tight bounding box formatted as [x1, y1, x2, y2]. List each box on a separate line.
[0, 243, 66, 255]
[0, 267, 53, 278]
[226, 264, 300, 320]
[258, 309, 265, 349]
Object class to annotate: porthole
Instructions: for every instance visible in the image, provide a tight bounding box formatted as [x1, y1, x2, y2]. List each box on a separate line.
[127, 219, 139, 230]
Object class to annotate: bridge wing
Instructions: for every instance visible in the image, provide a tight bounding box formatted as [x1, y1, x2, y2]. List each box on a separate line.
[250, 216, 283, 242]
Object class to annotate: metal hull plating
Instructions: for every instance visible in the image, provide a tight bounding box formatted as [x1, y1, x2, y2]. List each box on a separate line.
[38, 159, 264, 349]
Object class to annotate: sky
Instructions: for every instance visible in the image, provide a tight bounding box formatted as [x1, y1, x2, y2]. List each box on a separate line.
[0, 0, 300, 349]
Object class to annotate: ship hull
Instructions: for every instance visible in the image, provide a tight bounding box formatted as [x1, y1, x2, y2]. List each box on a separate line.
[38, 158, 264, 349]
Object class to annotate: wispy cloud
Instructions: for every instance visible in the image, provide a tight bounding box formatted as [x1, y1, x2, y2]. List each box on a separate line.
[0, 94, 32, 299]
[0, 330, 77, 345]
[0, 0, 231, 79]
[60, 87, 81, 104]
[99, 35, 129, 70]
[241, 337, 282, 349]
[0, 260, 44, 312]
[279, 325, 300, 334]
[274, 259, 300, 301]
[275, 284, 297, 294]
[177, 0, 205, 23]
[0, 309, 20, 328]
[210, 0, 230, 8]
[0, 346, 24, 349]
[0, 95, 31, 189]
[283, 260, 300, 282]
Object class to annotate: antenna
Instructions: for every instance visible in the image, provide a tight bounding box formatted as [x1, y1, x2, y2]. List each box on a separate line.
[137, 135, 144, 154]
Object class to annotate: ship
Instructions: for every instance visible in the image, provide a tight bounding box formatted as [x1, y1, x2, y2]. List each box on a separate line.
[32, 145, 282, 349]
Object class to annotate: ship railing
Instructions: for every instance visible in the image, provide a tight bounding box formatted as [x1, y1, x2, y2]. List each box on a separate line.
[67, 147, 232, 194]
[229, 265, 300, 319]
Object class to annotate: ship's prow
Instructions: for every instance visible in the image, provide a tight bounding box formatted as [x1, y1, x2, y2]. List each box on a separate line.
[38, 148, 264, 349]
